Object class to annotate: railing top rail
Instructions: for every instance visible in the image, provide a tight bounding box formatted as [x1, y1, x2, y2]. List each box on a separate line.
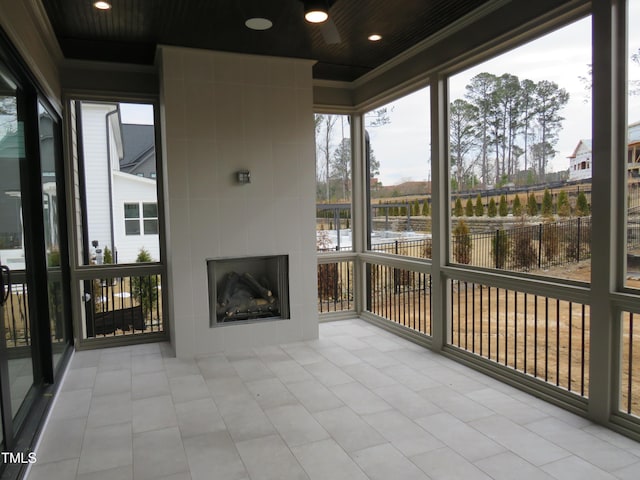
[75, 263, 165, 281]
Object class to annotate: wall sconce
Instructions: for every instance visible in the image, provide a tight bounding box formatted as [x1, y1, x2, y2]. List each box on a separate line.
[237, 170, 251, 184]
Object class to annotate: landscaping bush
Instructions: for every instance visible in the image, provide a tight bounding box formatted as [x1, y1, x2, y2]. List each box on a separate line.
[453, 220, 472, 264]
[527, 193, 538, 216]
[492, 228, 510, 269]
[542, 188, 553, 217]
[511, 225, 537, 270]
[576, 191, 589, 216]
[454, 198, 463, 217]
[512, 194, 522, 216]
[465, 198, 474, 217]
[499, 195, 508, 217]
[474, 194, 484, 216]
[131, 248, 159, 319]
[488, 198, 497, 217]
[557, 190, 570, 217]
[541, 222, 560, 263]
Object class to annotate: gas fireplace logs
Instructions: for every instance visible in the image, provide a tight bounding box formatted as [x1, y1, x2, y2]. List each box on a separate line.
[216, 271, 279, 321]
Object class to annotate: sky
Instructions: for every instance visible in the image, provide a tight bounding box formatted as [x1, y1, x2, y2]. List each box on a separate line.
[366, 8, 640, 187]
[120, 103, 154, 125]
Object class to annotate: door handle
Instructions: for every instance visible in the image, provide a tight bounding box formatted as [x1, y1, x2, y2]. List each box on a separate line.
[0, 265, 10, 306]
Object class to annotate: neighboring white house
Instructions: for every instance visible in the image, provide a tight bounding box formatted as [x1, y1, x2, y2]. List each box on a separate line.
[80, 102, 159, 264]
[568, 121, 640, 181]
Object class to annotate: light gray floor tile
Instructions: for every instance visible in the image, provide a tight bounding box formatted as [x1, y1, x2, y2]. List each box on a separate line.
[373, 383, 441, 420]
[93, 370, 131, 396]
[175, 397, 226, 438]
[28, 458, 78, 480]
[77, 465, 133, 480]
[50, 388, 92, 420]
[132, 353, 164, 375]
[541, 455, 618, 480]
[412, 446, 492, 479]
[330, 382, 391, 415]
[612, 461, 640, 480]
[162, 357, 201, 378]
[133, 427, 189, 480]
[221, 401, 277, 442]
[280, 345, 325, 365]
[314, 346, 362, 367]
[265, 359, 314, 384]
[253, 345, 291, 363]
[169, 374, 210, 404]
[235, 434, 309, 480]
[265, 404, 330, 447]
[475, 452, 555, 480]
[197, 354, 238, 379]
[304, 360, 354, 387]
[351, 443, 429, 480]
[380, 364, 441, 392]
[183, 431, 247, 480]
[421, 385, 494, 422]
[470, 415, 570, 466]
[62, 367, 97, 392]
[98, 351, 132, 373]
[362, 409, 443, 457]
[466, 388, 549, 424]
[230, 357, 274, 381]
[286, 379, 344, 413]
[77, 423, 133, 475]
[343, 363, 397, 389]
[132, 394, 177, 433]
[70, 350, 101, 369]
[526, 417, 640, 471]
[132, 371, 170, 400]
[245, 377, 299, 409]
[292, 439, 368, 480]
[313, 406, 386, 452]
[416, 412, 505, 462]
[87, 391, 132, 428]
[350, 347, 401, 369]
[35, 417, 86, 463]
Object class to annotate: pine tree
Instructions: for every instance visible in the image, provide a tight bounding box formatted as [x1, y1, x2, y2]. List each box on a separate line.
[454, 198, 463, 216]
[498, 195, 508, 216]
[542, 188, 553, 217]
[527, 193, 538, 216]
[488, 198, 497, 217]
[422, 200, 430, 216]
[557, 190, 570, 217]
[474, 194, 484, 216]
[576, 191, 589, 216]
[465, 198, 474, 217]
[512, 194, 522, 216]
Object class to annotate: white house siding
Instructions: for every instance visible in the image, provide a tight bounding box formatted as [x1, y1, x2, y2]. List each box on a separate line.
[80, 103, 117, 258]
[569, 140, 593, 181]
[159, 46, 317, 358]
[111, 171, 160, 263]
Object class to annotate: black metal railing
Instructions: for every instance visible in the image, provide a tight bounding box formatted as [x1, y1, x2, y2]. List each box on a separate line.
[367, 263, 432, 336]
[317, 260, 354, 313]
[450, 279, 589, 396]
[82, 271, 164, 339]
[370, 238, 431, 259]
[621, 311, 640, 417]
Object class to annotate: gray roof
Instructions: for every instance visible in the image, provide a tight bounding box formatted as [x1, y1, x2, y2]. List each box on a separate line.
[120, 124, 155, 169]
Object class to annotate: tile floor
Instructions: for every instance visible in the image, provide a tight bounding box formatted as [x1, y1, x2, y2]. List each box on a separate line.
[26, 319, 640, 480]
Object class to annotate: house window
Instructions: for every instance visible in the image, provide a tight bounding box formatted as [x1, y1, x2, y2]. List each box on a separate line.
[143, 202, 158, 234]
[124, 203, 141, 235]
[124, 202, 158, 235]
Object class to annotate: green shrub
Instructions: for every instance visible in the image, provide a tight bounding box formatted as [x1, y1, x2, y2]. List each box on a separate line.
[492, 228, 510, 269]
[474, 194, 484, 216]
[557, 191, 570, 217]
[512, 194, 522, 216]
[454, 198, 463, 217]
[465, 198, 474, 217]
[499, 195, 508, 217]
[576, 191, 589, 216]
[511, 226, 537, 270]
[527, 193, 538, 216]
[422, 200, 430, 216]
[131, 248, 159, 319]
[542, 188, 553, 217]
[453, 220, 472, 264]
[488, 198, 497, 217]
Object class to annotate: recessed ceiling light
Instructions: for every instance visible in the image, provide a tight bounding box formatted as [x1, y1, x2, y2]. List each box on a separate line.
[368, 34, 382, 42]
[93, 1, 111, 10]
[245, 17, 273, 31]
[305, 10, 328, 23]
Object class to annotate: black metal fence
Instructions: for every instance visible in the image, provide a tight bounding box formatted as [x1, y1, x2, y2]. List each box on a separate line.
[366, 263, 432, 336]
[450, 279, 589, 396]
[621, 311, 640, 417]
[317, 260, 354, 313]
[83, 273, 164, 338]
[454, 217, 594, 271]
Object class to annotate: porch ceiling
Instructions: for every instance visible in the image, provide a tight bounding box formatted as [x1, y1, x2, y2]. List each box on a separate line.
[40, 0, 491, 82]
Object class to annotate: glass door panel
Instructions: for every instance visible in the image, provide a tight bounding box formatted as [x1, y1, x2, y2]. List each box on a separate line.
[0, 67, 34, 423]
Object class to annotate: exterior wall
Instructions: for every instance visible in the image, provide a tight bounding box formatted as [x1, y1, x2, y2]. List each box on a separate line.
[111, 171, 160, 263]
[158, 46, 317, 358]
[569, 141, 592, 181]
[80, 103, 117, 256]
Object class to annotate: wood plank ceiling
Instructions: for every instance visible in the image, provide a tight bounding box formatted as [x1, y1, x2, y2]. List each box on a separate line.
[40, 0, 490, 81]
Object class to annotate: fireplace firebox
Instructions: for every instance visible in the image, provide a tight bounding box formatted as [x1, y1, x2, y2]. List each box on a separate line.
[207, 255, 290, 326]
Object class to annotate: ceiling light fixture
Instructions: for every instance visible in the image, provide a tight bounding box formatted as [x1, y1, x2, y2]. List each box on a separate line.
[93, 1, 111, 10]
[368, 34, 382, 42]
[245, 18, 273, 31]
[304, 1, 329, 23]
